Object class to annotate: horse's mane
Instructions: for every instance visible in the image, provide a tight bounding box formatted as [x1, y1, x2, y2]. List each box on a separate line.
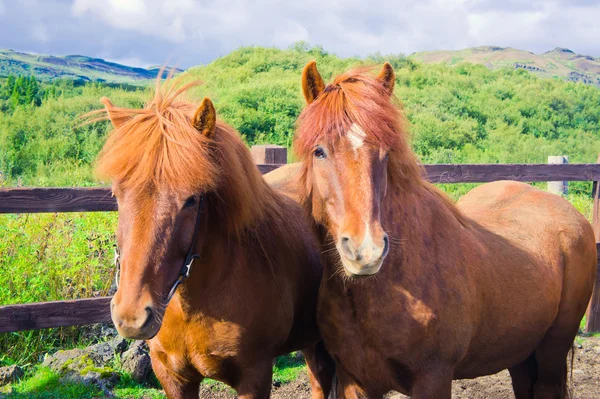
[94, 77, 274, 235]
[295, 66, 425, 194]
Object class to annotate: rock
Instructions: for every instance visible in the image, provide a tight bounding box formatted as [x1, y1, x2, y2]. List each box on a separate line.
[78, 323, 119, 343]
[0, 365, 24, 385]
[121, 341, 152, 383]
[87, 337, 128, 364]
[42, 344, 121, 389]
[43, 348, 88, 370]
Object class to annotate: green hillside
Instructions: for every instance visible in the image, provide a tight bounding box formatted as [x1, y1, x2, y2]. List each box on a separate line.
[1, 43, 599, 367]
[411, 46, 600, 87]
[1, 44, 600, 188]
[0, 49, 182, 83]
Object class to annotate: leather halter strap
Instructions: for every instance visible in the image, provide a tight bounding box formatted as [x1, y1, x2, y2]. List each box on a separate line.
[113, 194, 206, 304]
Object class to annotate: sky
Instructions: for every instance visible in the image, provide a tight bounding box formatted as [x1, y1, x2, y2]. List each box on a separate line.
[1, 0, 599, 69]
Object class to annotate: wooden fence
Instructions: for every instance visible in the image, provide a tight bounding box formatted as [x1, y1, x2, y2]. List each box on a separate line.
[1, 146, 599, 333]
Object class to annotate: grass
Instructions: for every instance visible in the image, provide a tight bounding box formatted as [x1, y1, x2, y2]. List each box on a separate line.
[0, 353, 307, 399]
[273, 353, 306, 384]
[0, 212, 117, 365]
[0, 367, 103, 399]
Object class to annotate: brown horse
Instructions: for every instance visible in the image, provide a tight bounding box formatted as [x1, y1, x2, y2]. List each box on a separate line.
[290, 61, 597, 398]
[94, 79, 335, 399]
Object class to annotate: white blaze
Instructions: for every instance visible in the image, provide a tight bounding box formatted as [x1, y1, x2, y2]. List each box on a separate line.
[347, 123, 366, 153]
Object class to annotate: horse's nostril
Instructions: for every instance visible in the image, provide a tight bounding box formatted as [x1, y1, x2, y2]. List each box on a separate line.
[383, 234, 389, 256]
[141, 306, 154, 330]
[340, 236, 356, 260]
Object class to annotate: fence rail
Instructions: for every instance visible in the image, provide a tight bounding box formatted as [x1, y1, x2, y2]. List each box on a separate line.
[3, 163, 600, 214]
[1, 149, 599, 333]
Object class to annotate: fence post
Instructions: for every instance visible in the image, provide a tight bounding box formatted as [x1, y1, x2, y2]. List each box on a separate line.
[250, 145, 287, 165]
[585, 154, 600, 333]
[548, 156, 569, 196]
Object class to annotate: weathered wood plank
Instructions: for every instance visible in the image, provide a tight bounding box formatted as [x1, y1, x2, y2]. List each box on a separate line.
[425, 163, 600, 184]
[0, 297, 112, 333]
[0, 165, 282, 213]
[2, 163, 600, 213]
[0, 187, 117, 214]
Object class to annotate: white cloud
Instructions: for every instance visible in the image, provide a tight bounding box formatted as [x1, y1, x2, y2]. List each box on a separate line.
[0, 0, 598, 67]
[31, 24, 49, 43]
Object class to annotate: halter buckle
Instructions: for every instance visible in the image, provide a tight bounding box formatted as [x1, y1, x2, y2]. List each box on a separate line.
[113, 245, 121, 289]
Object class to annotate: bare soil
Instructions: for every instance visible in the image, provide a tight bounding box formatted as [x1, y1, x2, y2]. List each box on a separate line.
[199, 336, 600, 398]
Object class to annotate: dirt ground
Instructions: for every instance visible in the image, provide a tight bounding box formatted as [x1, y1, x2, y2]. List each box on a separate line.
[199, 336, 600, 398]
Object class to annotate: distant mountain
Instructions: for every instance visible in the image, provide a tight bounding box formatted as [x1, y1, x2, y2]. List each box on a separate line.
[0, 49, 183, 83]
[410, 46, 600, 87]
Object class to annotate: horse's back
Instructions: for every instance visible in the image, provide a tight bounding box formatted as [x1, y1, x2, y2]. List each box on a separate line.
[454, 180, 596, 376]
[458, 180, 596, 299]
[458, 180, 595, 250]
[263, 162, 303, 203]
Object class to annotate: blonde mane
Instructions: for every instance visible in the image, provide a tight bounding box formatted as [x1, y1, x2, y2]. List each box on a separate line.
[94, 77, 273, 234]
[295, 67, 425, 196]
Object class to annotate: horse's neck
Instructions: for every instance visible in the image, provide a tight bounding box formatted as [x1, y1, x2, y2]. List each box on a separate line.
[383, 182, 467, 252]
[175, 217, 241, 309]
[176, 189, 280, 310]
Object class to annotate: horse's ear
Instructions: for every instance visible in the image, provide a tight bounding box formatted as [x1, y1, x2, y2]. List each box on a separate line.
[192, 97, 217, 138]
[302, 60, 325, 104]
[101, 97, 129, 128]
[377, 62, 395, 96]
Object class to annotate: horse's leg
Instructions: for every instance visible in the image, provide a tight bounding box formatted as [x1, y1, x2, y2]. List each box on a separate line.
[335, 366, 371, 399]
[533, 334, 574, 399]
[409, 365, 453, 399]
[509, 353, 537, 399]
[150, 352, 201, 399]
[235, 359, 273, 399]
[303, 341, 336, 399]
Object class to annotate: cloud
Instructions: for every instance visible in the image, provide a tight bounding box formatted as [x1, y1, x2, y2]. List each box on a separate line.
[0, 0, 598, 68]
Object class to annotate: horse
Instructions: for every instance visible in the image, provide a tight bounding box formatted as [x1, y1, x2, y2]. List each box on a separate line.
[94, 78, 335, 399]
[289, 61, 597, 398]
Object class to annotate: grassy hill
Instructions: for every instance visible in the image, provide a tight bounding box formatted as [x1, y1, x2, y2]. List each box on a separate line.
[0, 49, 182, 83]
[411, 46, 600, 87]
[1, 44, 600, 188]
[1, 44, 599, 369]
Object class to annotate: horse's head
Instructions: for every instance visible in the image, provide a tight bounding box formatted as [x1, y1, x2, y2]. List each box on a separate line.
[296, 61, 421, 278]
[96, 87, 220, 339]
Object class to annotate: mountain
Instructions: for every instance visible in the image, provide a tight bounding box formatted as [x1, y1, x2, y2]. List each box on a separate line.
[410, 46, 600, 87]
[0, 49, 183, 83]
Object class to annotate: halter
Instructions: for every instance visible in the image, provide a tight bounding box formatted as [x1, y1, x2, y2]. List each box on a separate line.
[113, 194, 206, 304]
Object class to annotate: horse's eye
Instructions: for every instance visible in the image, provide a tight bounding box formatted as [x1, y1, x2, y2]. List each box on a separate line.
[184, 196, 196, 208]
[314, 147, 326, 159]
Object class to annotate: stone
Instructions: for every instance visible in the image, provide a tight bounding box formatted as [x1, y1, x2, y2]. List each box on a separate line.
[43, 348, 88, 370]
[42, 345, 119, 389]
[87, 337, 128, 364]
[121, 340, 152, 383]
[0, 365, 24, 385]
[78, 323, 119, 343]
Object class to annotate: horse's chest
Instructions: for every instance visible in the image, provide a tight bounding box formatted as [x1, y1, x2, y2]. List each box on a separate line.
[318, 283, 439, 391]
[150, 315, 244, 379]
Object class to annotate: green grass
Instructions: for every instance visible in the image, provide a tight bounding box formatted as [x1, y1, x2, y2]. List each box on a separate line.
[1, 367, 103, 399]
[0, 353, 308, 398]
[272, 353, 306, 384]
[1, 366, 165, 399]
[0, 212, 117, 365]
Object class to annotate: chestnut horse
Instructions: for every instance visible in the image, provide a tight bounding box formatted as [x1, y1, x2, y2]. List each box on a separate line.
[94, 79, 335, 398]
[291, 61, 597, 398]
